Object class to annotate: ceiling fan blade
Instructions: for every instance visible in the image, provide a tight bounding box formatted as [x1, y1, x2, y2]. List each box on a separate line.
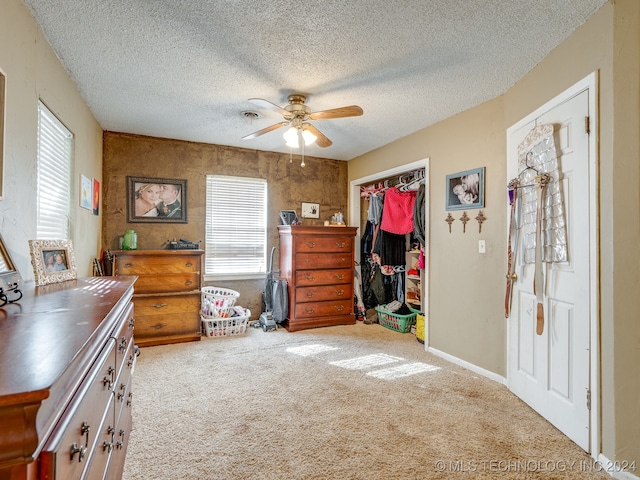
[308, 105, 363, 121]
[242, 122, 289, 140]
[248, 98, 289, 116]
[304, 124, 333, 148]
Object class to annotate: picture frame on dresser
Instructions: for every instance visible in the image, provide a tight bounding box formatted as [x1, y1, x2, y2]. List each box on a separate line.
[28, 239, 77, 286]
[127, 176, 187, 223]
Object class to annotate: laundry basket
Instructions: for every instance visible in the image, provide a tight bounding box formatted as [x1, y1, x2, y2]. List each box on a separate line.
[201, 287, 240, 318]
[201, 308, 251, 337]
[375, 305, 417, 333]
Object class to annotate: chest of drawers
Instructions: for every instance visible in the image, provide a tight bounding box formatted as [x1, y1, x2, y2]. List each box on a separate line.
[278, 225, 358, 332]
[112, 250, 204, 347]
[0, 277, 136, 480]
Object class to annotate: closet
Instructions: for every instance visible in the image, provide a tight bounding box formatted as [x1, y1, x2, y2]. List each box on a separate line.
[356, 167, 427, 324]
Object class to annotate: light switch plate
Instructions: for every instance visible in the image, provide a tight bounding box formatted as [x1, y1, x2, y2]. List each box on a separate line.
[478, 240, 486, 254]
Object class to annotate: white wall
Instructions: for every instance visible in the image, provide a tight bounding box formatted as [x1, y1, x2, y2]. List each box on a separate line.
[0, 0, 103, 281]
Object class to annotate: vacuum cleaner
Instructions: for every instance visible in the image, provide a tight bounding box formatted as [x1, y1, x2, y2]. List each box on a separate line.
[258, 247, 288, 332]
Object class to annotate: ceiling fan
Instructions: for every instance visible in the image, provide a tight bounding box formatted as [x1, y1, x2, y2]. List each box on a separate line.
[242, 94, 363, 148]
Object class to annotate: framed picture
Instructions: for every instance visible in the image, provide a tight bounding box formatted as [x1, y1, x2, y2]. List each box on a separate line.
[445, 167, 485, 211]
[92, 178, 100, 215]
[127, 176, 187, 223]
[29, 239, 77, 286]
[279, 210, 299, 225]
[301, 202, 320, 219]
[80, 175, 92, 210]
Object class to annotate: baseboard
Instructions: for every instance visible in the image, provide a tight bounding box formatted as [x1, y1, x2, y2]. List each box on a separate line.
[427, 346, 507, 385]
[597, 454, 640, 480]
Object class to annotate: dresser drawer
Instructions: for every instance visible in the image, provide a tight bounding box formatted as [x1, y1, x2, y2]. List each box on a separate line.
[296, 284, 351, 303]
[134, 312, 200, 339]
[115, 254, 200, 275]
[114, 341, 135, 427]
[133, 293, 200, 316]
[112, 302, 134, 381]
[295, 268, 352, 286]
[294, 236, 354, 253]
[133, 273, 200, 293]
[39, 339, 117, 480]
[294, 299, 353, 318]
[296, 253, 353, 269]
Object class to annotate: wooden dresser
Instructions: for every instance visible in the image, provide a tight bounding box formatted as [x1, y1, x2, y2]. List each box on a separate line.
[112, 250, 204, 347]
[278, 225, 358, 332]
[0, 277, 136, 480]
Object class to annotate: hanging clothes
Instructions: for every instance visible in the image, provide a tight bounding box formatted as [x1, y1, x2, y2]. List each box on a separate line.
[413, 183, 426, 246]
[380, 187, 417, 235]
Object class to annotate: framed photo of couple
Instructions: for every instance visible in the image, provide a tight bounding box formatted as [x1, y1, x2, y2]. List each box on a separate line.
[127, 176, 187, 223]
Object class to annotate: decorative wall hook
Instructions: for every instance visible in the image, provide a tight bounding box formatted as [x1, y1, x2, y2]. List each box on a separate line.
[445, 213, 454, 233]
[475, 210, 486, 233]
[460, 211, 470, 233]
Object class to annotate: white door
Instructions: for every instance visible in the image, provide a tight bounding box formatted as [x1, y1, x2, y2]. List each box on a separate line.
[507, 89, 592, 451]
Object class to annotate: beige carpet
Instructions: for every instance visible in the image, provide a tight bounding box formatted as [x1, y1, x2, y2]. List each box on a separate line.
[123, 322, 609, 479]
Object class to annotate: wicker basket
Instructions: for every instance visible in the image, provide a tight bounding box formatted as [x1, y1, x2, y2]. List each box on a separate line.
[375, 305, 417, 333]
[201, 308, 250, 337]
[201, 286, 240, 318]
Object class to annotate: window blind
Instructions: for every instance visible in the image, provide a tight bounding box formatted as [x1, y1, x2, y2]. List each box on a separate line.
[37, 102, 73, 239]
[205, 175, 267, 277]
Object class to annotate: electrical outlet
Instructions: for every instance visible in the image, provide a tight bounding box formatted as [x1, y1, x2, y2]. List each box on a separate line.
[478, 240, 486, 254]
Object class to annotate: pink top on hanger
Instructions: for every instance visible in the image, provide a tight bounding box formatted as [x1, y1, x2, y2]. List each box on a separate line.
[380, 187, 417, 235]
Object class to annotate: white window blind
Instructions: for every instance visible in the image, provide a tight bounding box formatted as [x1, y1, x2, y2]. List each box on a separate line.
[37, 102, 73, 239]
[205, 175, 267, 278]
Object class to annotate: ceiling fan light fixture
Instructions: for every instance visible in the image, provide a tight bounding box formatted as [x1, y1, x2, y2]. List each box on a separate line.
[283, 126, 299, 148]
[301, 128, 317, 146]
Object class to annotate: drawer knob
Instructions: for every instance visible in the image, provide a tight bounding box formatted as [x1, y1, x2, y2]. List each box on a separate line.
[304, 306, 315, 314]
[335, 274, 345, 280]
[334, 305, 345, 312]
[152, 322, 168, 330]
[103, 441, 114, 453]
[185, 280, 193, 286]
[70, 443, 87, 462]
[334, 289, 345, 296]
[151, 303, 168, 308]
[127, 392, 133, 407]
[129, 317, 135, 328]
[305, 291, 315, 298]
[335, 242, 346, 248]
[103, 376, 113, 389]
[124, 263, 132, 268]
[305, 241, 316, 248]
[128, 354, 135, 368]
[305, 273, 315, 281]
[185, 262, 193, 267]
[116, 441, 124, 450]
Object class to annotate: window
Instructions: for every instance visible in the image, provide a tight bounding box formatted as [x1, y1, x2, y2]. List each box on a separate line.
[205, 175, 267, 279]
[37, 102, 73, 239]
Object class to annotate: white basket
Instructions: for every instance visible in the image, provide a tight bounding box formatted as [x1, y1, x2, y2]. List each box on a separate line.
[201, 309, 250, 337]
[201, 286, 240, 318]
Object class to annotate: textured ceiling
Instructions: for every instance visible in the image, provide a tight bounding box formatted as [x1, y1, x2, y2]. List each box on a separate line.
[23, 0, 607, 161]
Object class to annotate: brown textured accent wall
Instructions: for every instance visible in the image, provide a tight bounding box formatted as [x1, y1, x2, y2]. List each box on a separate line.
[102, 132, 348, 316]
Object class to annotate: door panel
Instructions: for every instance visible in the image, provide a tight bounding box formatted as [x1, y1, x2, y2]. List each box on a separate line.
[508, 89, 591, 451]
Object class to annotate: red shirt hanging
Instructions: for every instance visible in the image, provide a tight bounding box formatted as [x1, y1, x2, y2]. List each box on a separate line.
[380, 187, 417, 235]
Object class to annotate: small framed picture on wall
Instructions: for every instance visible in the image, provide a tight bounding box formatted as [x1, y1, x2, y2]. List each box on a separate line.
[445, 167, 485, 211]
